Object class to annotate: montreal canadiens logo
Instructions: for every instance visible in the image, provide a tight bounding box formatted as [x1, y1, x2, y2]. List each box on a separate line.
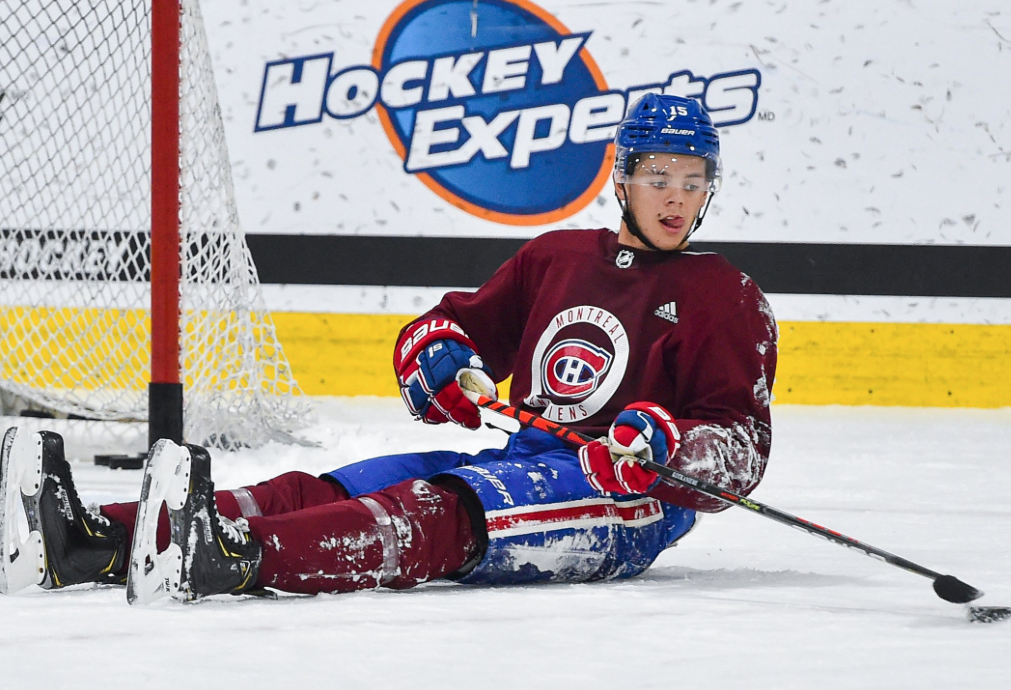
[526, 305, 629, 423]
[542, 339, 613, 399]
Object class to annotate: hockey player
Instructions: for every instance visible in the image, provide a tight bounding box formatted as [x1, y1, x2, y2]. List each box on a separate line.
[0, 94, 777, 602]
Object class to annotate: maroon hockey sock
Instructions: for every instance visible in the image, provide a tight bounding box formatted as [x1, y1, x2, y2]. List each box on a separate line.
[100, 471, 351, 572]
[215, 471, 351, 519]
[247, 478, 478, 595]
[100, 502, 172, 556]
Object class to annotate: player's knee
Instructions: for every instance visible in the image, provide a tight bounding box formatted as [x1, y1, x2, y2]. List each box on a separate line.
[375, 479, 481, 588]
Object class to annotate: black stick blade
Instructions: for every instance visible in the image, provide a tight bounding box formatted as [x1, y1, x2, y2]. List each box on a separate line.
[967, 606, 1011, 624]
[933, 574, 984, 604]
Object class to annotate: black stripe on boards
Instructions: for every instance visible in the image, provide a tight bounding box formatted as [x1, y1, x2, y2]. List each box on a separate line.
[244, 234, 1011, 298]
[246, 235, 527, 290]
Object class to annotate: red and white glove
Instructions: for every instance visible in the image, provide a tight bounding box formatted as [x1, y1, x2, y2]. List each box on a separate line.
[579, 402, 681, 494]
[395, 318, 496, 429]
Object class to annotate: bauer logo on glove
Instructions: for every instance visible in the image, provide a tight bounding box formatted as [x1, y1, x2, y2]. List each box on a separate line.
[395, 319, 497, 429]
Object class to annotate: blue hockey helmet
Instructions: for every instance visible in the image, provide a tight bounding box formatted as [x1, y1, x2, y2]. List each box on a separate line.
[614, 93, 722, 191]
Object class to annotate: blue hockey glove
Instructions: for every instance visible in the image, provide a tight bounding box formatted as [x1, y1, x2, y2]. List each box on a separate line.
[395, 319, 496, 429]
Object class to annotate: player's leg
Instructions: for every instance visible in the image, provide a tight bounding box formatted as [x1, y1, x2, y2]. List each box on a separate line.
[246, 475, 481, 595]
[105, 470, 349, 526]
[1, 427, 128, 594]
[101, 469, 351, 562]
[128, 438, 480, 601]
[221, 471, 351, 517]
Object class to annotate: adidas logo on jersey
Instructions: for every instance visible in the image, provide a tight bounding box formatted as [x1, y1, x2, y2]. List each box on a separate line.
[654, 301, 678, 323]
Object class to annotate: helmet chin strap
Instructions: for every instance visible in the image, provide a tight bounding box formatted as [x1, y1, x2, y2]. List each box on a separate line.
[616, 184, 716, 252]
[681, 193, 715, 244]
[617, 183, 662, 251]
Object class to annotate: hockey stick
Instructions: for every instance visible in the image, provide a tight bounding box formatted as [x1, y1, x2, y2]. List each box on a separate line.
[455, 371, 1010, 623]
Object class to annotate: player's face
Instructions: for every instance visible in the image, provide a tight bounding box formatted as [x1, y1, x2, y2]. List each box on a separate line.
[615, 154, 711, 251]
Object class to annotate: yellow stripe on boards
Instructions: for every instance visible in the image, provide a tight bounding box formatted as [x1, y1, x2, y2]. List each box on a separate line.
[776, 321, 1011, 407]
[269, 312, 408, 397]
[0, 306, 149, 392]
[0, 306, 299, 394]
[270, 313, 1011, 408]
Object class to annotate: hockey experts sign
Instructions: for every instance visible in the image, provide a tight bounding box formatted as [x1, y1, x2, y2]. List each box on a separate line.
[254, 0, 761, 226]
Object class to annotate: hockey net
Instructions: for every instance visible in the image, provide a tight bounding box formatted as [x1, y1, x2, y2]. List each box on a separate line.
[0, 0, 309, 449]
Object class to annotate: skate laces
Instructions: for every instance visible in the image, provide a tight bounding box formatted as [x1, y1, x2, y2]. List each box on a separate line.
[217, 515, 251, 545]
[86, 502, 112, 528]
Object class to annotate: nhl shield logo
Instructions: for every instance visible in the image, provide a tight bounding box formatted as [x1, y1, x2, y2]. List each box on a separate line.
[615, 249, 634, 269]
[542, 339, 614, 399]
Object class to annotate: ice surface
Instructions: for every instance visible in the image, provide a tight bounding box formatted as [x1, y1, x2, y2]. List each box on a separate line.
[1, 400, 1009, 689]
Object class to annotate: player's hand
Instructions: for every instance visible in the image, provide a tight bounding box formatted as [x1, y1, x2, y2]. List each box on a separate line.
[578, 403, 680, 494]
[396, 320, 497, 429]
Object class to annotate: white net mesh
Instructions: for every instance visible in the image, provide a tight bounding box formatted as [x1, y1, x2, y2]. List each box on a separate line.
[0, 0, 310, 449]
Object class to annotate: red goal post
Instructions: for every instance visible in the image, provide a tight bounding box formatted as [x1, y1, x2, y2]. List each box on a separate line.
[151, 0, 184, 445]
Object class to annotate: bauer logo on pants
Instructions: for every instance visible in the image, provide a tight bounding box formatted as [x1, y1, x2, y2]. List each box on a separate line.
[254, 0, 761, 225]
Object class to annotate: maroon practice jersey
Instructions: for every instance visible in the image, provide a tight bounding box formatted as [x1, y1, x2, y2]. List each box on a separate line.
[408, 228, 778, 512]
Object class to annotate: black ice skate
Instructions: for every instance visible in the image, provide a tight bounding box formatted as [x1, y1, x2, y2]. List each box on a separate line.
[0, 427, 127, 595]
[127, 439, 262, 605]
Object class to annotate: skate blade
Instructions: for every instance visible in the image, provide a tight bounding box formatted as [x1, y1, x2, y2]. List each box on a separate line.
[126, 440, 191, 605]
[0, 428, 46, 595]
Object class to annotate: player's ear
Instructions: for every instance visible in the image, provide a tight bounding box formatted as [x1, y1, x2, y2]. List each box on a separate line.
[614, 178, 625, 201]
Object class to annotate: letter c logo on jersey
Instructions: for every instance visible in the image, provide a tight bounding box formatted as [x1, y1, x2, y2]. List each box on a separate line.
[543, 339, 613, 399]
[254, 0, 762, 226]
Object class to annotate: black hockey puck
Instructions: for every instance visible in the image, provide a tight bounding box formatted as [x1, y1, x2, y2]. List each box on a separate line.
[966, 606, 1011, 624]
[94, 454, 145, 470]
